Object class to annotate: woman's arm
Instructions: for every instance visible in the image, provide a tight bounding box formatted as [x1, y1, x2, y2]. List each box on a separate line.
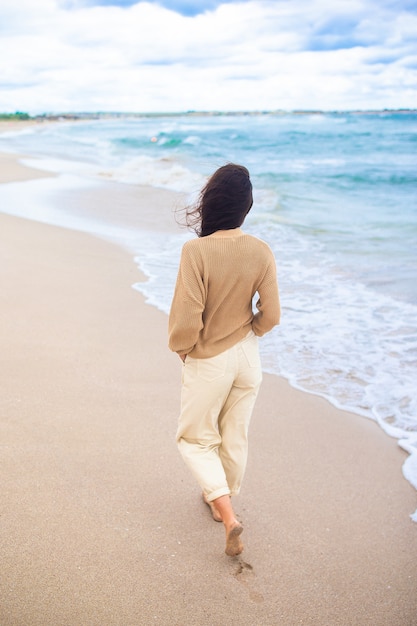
[252, 255, 280, 336]
[168, 243, 205, 356]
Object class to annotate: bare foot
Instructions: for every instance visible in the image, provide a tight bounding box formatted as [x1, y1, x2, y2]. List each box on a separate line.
[225, 523, 244, 557]
[202, 493, 223, 522]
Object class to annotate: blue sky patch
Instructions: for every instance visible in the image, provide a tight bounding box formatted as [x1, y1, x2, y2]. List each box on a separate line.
[62, 0, 246, 16]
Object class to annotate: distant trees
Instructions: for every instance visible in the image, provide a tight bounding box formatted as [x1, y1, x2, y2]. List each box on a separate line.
[0, 111, 31, 120]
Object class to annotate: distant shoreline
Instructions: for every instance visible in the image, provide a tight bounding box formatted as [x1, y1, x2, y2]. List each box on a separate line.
[1, 108, 416, 124]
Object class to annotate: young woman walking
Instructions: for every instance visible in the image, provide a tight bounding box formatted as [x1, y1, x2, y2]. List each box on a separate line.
[169, 163, 280, 556]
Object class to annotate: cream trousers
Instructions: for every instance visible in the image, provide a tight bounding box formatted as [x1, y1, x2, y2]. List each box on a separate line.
[176, 331, 262, 502]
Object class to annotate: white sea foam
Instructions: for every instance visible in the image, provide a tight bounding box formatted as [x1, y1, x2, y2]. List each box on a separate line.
[21, 154, 206, 194]
[95, 155, 206, 192]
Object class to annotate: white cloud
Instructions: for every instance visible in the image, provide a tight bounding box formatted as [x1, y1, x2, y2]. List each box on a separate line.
[0, 0, 416, 112]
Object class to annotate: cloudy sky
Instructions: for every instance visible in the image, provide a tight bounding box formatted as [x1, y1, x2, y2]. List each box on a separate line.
[1, 0, 416, 113]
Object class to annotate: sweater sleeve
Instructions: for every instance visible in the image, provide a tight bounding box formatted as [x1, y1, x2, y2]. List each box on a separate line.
[168, 243, 205, 355]
[252, 250, 280, 337]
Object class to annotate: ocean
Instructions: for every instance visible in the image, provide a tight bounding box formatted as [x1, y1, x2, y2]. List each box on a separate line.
[1, 111, 416, 519]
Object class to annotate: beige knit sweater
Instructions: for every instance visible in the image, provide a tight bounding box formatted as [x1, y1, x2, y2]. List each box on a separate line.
[168, 228, 280, 358]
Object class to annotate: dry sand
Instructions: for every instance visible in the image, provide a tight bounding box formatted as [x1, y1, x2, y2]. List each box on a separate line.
[1, 154, 416, 625]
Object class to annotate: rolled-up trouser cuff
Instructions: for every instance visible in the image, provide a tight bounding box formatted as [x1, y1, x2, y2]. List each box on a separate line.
[205, 487, 231, 502]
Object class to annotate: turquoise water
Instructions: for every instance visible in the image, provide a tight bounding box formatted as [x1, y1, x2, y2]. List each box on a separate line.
[4, 112, 416, 302]
[1, 112, 416, 516]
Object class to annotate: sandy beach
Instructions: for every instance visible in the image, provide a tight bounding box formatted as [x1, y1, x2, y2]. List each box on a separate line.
[1, 153, 417, 625]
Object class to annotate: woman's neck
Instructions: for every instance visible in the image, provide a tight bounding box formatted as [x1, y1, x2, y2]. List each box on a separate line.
[208, 227, 244, 238]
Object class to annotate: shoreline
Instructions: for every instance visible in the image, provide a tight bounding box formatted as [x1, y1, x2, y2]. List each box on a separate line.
[2, 150, 417, 504]
[1, 152, 417, 624]
[2, 149, 417, 499]
[1, 109, 416, 124]
[0, 151, 56, 184]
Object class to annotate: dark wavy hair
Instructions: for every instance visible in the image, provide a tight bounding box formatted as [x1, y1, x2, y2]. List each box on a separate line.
[183, 163, 253, 237]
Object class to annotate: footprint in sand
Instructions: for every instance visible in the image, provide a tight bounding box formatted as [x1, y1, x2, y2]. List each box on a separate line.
[233, 559, 264, 604]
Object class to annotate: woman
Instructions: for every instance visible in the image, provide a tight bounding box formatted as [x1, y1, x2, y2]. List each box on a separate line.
[168, 164, 280, 556]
